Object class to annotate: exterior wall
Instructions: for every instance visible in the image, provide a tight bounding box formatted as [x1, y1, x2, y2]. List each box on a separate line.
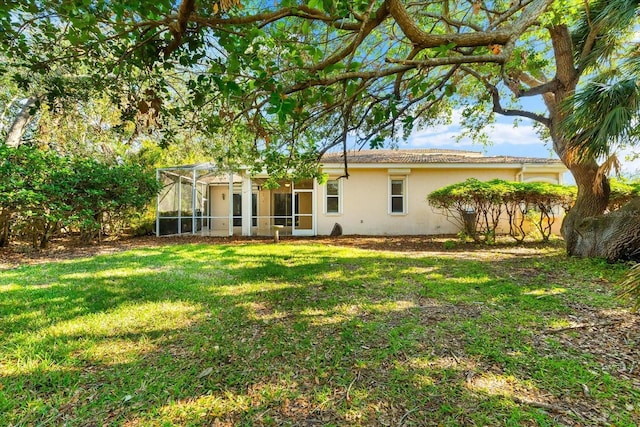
[157, 162, 565, 238]
[522, 172, 562, 183]
[316, 166, 563, 236]
[256, 189, 272, 236]
[209, 185, 230, 231]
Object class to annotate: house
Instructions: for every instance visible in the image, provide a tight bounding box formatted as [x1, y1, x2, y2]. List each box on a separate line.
[155, 148, 567, 237]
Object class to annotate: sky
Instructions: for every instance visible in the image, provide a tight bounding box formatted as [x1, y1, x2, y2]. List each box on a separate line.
[406, 111, 554, 159]
[403, 110, 640, 182]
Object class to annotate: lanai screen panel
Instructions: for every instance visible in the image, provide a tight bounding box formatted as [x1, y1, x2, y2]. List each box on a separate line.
[157, 171, 197, 235]
[156, 164, 236, 236]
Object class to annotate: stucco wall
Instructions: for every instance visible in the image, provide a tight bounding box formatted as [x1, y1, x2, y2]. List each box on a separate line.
[209, 185, 230, 231]
[316, 166, 562, 236]
[523, 172, 563, 183]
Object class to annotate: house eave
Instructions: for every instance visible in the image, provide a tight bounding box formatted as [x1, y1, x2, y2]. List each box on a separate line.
[320, 162, 566, 172]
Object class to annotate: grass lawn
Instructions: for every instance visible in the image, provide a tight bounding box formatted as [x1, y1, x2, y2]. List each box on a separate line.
[1, 239, 639, 426]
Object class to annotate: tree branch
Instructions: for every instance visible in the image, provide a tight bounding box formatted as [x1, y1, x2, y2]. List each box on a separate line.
[386, 53, 506, 67]
[462, 66, 550, 126]
[487, 0, 535, 30]
[387, 0, 512, 48]
[516, 79, 560, 97]
[311, 1, 389, 72]
[192, 6, 361, 31]
[549, 25, 578, 91]
[164, 0, 196, 57]
[394, 47, 420, 97]
[418, 11, 483, 32]
[386, 0, 554, 49]
[283, 65, 414, 95]
[364, 67, 456, 143]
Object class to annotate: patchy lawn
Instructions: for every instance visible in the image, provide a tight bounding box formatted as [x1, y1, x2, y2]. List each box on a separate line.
[0, 237, 639, 426]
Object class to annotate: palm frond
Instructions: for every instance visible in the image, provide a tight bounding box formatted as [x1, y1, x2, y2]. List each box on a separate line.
[618, 262, 640, 312]
[561, 78, 640, 161]
[572, 0, 640, 71]
[622, 43, 640, 75]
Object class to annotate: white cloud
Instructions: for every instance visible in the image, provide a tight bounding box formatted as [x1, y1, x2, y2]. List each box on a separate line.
[407, 118, 543, 148]
[405, 114, 640, 176]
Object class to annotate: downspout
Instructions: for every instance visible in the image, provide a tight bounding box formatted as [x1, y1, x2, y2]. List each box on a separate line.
[516, 164, 526, 182]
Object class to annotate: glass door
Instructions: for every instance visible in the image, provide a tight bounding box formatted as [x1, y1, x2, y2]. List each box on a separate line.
[292, 183, 314, 236]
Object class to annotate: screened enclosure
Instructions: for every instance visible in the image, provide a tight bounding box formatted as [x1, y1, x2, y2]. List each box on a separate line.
[156, 164, 316, 237]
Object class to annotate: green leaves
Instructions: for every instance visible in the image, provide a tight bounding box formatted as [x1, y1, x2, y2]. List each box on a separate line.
[562, 77, 640, 161]
[428, 178, 577, 243]
[433, 43, 456, 57]
[307, 0, 324, 11]
[0, 145, 160, 247]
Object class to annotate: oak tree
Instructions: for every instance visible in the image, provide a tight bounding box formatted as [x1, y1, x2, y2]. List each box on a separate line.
[2, 0, 639, 259]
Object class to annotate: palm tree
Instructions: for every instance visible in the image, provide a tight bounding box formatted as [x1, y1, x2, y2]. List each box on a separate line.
[562, 51, 640, 163]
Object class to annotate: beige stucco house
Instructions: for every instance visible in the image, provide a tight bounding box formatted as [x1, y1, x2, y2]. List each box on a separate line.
[156, 149, 567, 237]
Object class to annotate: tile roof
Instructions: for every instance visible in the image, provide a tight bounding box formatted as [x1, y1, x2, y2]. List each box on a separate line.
[320, 149, 564, 165]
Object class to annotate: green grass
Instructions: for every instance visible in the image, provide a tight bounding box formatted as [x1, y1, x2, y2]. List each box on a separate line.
[0, 241, 638, 426]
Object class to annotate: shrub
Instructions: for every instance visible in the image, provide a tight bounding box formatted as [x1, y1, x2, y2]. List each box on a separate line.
[428, 178, 576, 243]
[608, 178, 640, 211]
[0, 144, 160, 248]
[428, 178, 504, 242]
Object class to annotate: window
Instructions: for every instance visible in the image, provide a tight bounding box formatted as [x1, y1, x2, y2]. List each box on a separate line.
[252, 193, 257, 227]
[274, 193, 292, 226]
[325, 179, 341, 214]
[232, 193, 242, 226]
[389, 177, 407, 214]
[232, 193, 258, 227]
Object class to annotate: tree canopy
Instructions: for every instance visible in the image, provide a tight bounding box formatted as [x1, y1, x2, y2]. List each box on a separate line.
[3, 1, 637, 160]
[0, 1, 559, 164]
[3, 0, 640, 259]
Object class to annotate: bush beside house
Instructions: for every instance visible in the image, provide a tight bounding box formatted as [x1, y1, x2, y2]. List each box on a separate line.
[428, 178, 576, 243]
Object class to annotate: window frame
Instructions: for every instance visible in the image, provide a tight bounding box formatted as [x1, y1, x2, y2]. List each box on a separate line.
[388, 175, 408, 215]
[324, 178, 342, 215]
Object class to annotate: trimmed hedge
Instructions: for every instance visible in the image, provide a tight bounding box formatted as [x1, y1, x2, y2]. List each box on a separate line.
[609, 178, 640, 211]
[428, 178, 576, 242]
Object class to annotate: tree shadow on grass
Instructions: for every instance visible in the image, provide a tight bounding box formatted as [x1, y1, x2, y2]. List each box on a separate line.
[0, 243, 637, 426]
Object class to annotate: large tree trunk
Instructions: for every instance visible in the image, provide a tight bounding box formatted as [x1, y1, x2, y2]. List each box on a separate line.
[539, 23, 640, 261]
[0, 209, 10, 247]
[557, 149, 640, 262]
[569, 197, 640, 262]
[561, 160, 610, 257]
[4, 96, 38, 147]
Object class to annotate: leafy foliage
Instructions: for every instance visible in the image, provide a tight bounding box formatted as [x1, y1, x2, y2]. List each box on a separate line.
[560, 0, 640, 162]
[428, 179, 576, 243]
[0, 0, 558, 173]
[608, 178, 640, 211]
[0, 144, 160, 248]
